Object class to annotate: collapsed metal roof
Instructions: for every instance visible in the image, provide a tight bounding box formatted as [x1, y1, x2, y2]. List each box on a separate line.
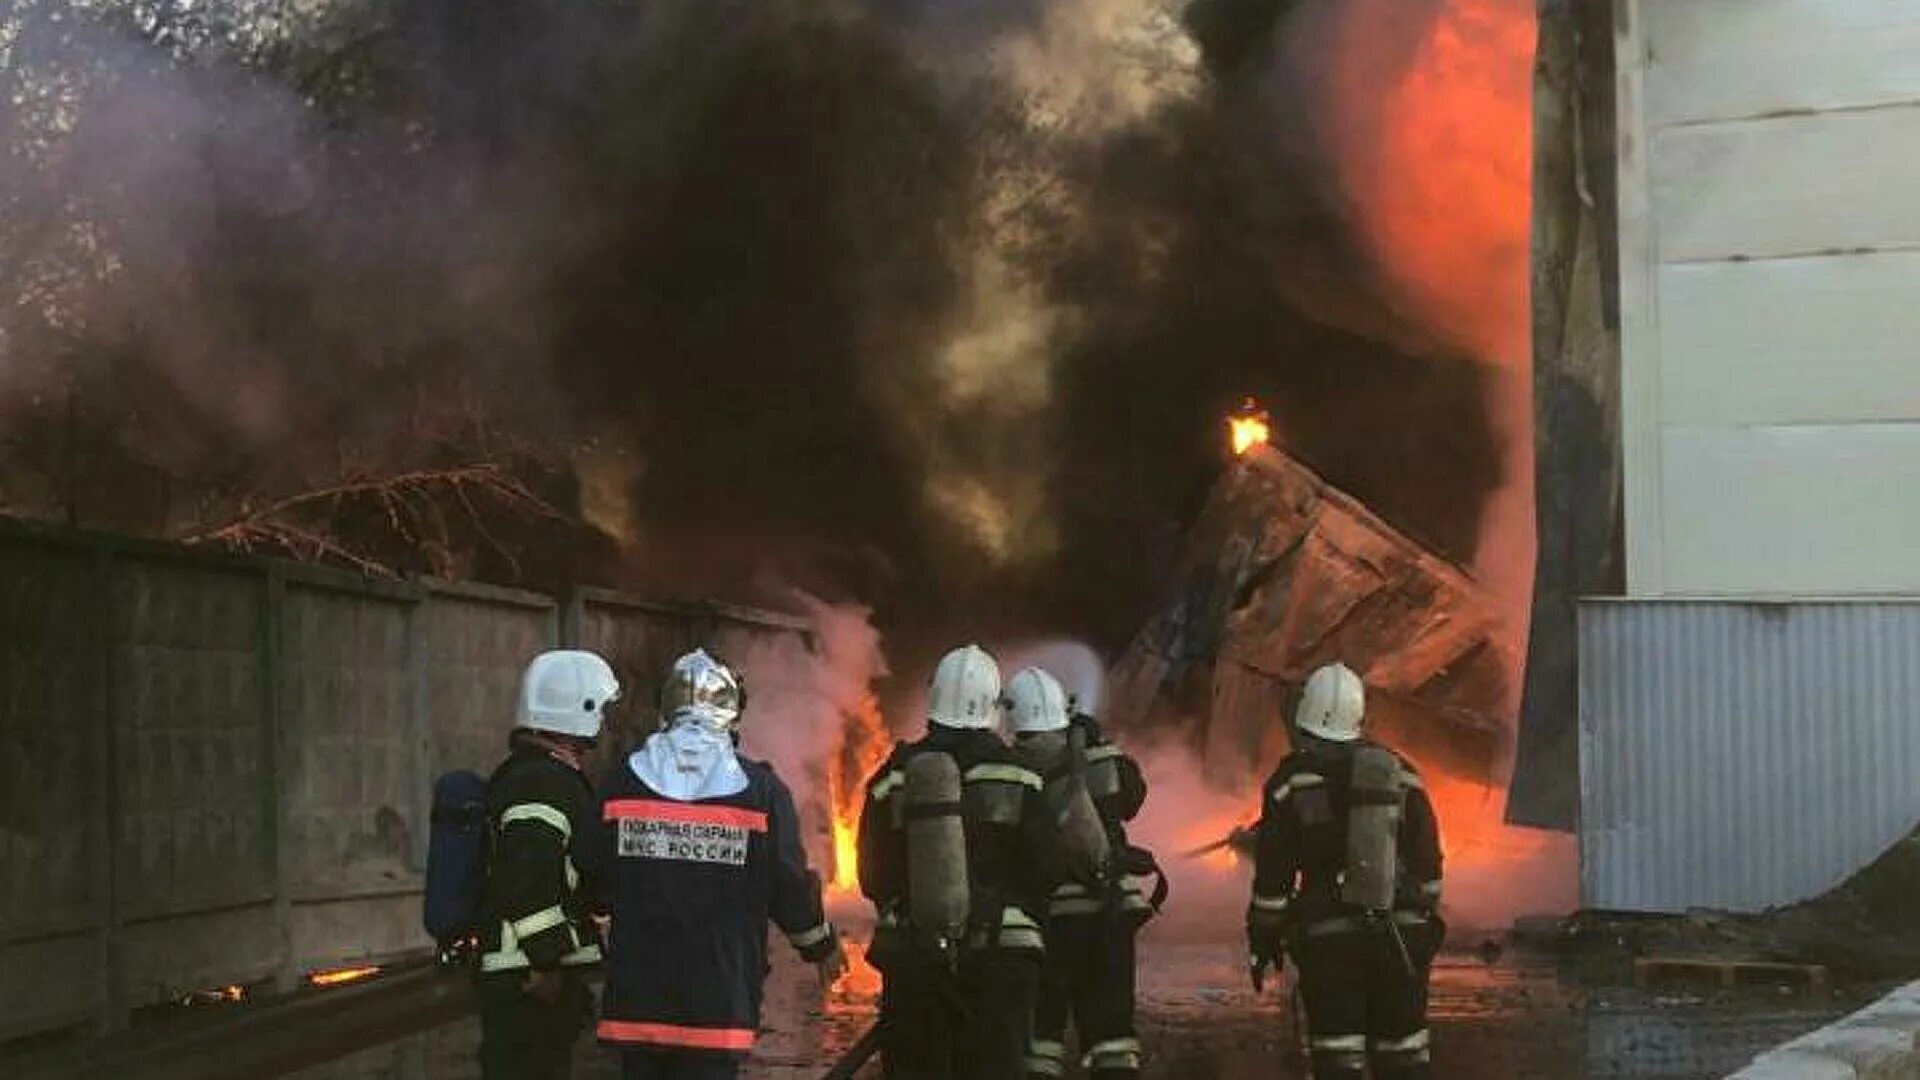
[1107, 444, 1511, 784]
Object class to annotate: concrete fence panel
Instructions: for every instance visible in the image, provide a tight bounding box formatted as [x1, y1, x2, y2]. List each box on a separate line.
[111, 555, 276, 1007]
[0, 520, 812, 1042]
[0, 538, 108, 1040]
[280, 575, 421, 974]
[422, 583, 558, 782]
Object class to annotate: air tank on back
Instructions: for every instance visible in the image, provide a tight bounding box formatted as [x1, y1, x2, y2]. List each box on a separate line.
[904, 751, 971, 941]
[1340, 744, 1405, 912]
[1013, 729, 1112, 887]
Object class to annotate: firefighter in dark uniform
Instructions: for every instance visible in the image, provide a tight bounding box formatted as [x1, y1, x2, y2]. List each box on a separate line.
[857, 644, 1066, 1080]
[1247, 662, 1444, 1079]
[478, 650, 620, 1080]
[597, 649, 846, 1080]
[1006, 670, 1163, 1080]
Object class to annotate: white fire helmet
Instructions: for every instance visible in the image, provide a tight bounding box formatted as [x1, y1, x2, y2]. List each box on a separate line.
[1294, 661, 1366, 743]
[516, 649, 621, 740]
[928, 644, 1003, 731]
[660, 649, 745, 734]
[1005, 667, 1070, 735]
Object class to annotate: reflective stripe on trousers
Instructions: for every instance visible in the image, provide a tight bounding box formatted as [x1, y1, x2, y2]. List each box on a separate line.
[971, 906, 1045, 952]
[1024, 1038, 1067, 1078]
[1373, 1028, 1433, 1068]
[1085, 1035, 1142, 1072]
[597, 1018, 756, 1051]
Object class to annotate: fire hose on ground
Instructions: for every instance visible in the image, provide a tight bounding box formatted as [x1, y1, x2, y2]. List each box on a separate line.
[821, 1020, 882, 1079]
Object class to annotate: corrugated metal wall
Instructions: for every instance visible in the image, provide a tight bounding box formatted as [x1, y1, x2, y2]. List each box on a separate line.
[1579, 599, 1920, 912]
[0, 520, 813, 1040]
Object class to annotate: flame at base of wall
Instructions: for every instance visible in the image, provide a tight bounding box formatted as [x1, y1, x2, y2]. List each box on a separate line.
[309, 965, 382, 988]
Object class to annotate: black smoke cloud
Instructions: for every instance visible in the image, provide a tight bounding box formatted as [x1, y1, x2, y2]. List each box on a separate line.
[0, 0, 1500, 686]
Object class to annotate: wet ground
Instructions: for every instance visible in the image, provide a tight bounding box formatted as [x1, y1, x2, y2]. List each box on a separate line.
[289, 938, 1876, 1080]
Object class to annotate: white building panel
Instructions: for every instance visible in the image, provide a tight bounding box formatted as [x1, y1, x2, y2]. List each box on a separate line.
[1661, 423, 1920, 595]
[1646, 0, 1920, 125]
[1652, 107, 1920, 264]
[1618, 0, 1920, 595]
[1658, 253, 1920, 427]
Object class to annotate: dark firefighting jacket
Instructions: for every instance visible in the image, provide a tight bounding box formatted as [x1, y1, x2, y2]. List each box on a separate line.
[595, 757, 834, 1057]
[857, 725, 1063, 955]
[1247, 738, 1442, 955]
[478, 744, 605, 975]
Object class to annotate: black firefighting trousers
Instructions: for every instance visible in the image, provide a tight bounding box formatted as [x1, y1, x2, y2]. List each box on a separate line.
[1025, 915, 1139, 1080]
[477, 971, 593, 1080]
[1291, 914, 1443, 1080]
[880, 948, 1041, 1080]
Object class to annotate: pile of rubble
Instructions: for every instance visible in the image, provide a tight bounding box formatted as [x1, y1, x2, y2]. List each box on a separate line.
[1549, 825, 1920, 981]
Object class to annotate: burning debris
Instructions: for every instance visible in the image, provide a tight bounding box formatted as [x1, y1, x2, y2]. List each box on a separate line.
[1108, 439, 1511, 787]
[177, 984, 248, 1007]
[1106, 419, 1576, 930]
[307, 966, 381, 989]
[1227, 397, 1272, 457]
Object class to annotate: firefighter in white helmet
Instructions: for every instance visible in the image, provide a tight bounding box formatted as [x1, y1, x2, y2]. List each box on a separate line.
[477, 649, 620, 1080]
[595, 649, 843, 1080]
[1246, 662, 1444, 1079]
[856, 645, 1068, 1080]
[1007, 668, 1160, 1080]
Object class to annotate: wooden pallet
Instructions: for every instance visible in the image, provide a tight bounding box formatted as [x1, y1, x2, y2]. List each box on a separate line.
[1634, 956, 1829, 995]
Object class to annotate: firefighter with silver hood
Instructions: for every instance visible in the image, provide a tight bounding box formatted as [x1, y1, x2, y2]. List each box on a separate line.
[856, 644, 1067, 1080]
[478, 650, 618, 1080]
[1007, 668, 1160, 1080]
[597, 649, 845, 1080]
[1247, 662, 1444, 1079]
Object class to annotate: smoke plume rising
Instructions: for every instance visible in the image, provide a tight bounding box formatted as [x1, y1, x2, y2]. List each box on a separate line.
[1, 0, 1516, 673]
[2, 0, 1565, 917]
[727, 591, 889, 849]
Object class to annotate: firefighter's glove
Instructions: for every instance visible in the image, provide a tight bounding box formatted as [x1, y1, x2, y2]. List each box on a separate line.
[524, 969, 564, 1005]
[1249, 952, 1276, 994]
[1248, 928, 1285, 994]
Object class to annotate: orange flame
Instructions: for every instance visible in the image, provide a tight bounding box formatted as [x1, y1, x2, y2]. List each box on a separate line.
[826, 696, 890, 895]
[1319, 0, 1540, 680]
[828, 940, 885, 1011]
[1228, 398, 1271, 456]
[309, 965, 381, 988]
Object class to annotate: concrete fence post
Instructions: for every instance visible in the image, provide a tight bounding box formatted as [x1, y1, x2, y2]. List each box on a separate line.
[406, 587, 433, 873]
[92, 542, 128, 1034]
[559, 587, 585, 649]
[263, 563, 298, 993]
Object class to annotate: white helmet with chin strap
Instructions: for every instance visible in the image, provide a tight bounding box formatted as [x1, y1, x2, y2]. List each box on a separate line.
[1005, 667, 1070, 735]
[928, 644, 1003, 731]
[1295, 661, 1366, 743]
[517, 649, 621, 740]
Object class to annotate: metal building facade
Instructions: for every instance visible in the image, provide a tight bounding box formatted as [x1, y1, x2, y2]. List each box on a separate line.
[1579, 599, 1920, 913]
